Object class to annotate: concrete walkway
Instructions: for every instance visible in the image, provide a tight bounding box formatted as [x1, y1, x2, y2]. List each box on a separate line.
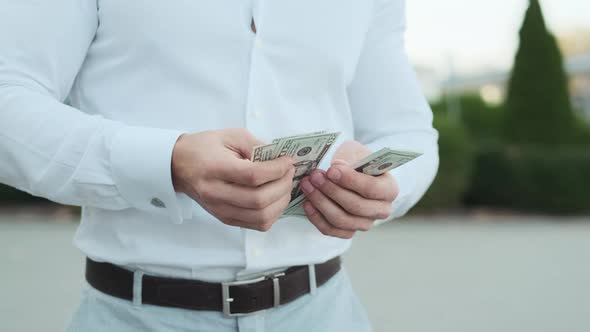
[1, 214, 589, 332]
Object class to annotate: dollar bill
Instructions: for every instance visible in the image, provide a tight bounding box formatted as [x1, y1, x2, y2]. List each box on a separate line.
[351, 148, 422, 176]
[252, 143, 278, 163]
[282, 194, 306, 216]
[271, 131, 326, 144]
[251, 131, 341, 202]
[283, 148, 422, 216]
[276, 132, 339, 200]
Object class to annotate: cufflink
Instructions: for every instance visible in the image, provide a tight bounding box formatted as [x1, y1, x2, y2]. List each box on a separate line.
[151, 197, 166, 208]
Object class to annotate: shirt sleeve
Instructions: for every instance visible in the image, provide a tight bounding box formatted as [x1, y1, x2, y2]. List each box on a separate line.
[0, 0, 193, 223]
[348, 0, 439, 219]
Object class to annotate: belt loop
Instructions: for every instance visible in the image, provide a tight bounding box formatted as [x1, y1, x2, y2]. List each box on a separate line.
[308, 264, 317, 296]
[132, 270, 144, 307]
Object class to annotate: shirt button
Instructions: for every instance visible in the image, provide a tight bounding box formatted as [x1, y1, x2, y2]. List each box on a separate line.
[255, 38, 263, 48]
[151, 197, 166, 208]
[253, 248, 263, 257]
[251, 110, 262, 119]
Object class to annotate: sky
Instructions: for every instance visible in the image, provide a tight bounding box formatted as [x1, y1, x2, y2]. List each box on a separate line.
[405, 0, 590, 76]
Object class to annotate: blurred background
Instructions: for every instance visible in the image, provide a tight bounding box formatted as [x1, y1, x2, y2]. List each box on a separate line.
[1, 0, 589, 331]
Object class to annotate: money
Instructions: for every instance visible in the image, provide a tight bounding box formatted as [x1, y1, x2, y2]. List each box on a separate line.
[351, 148, 422, 176]
[283, 148, 422, 216]
[252, 133, 422, 217]
[271, 131, 327, 144]
[251, 143, 278, 163]
[282, 194, 307, 216]
[251, 131, 341, 202]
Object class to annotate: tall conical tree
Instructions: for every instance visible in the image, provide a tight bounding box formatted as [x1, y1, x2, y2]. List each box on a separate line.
[503, 0, 574, 145]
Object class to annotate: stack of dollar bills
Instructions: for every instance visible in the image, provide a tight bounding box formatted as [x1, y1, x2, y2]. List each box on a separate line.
[251, 131, 422, 216]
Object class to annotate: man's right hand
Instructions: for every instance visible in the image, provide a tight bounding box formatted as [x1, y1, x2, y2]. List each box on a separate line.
[171, 128, 295, 231]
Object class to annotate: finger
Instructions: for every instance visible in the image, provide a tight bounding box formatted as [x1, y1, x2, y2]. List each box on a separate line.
[201, 167, 295, 209]
[303, 201, 355, 239]
[218, 218, 274, 232]
[217, 218, 256, 230]
[300, 177, 374, 232]
[309, 170, 392, 219]
[326, 165, 398, 201]
[222, 128, 264, 159]
[210, 193, 291, 230]
[216, 156, 294, 187]
[331, 159, 350, 166]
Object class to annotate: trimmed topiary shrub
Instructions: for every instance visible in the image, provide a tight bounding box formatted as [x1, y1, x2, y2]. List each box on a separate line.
[415, 115, 475, 211]
[502, 0, 576, 145]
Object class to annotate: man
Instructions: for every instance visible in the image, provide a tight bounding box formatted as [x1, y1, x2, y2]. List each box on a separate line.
[0, 0, 438, 331]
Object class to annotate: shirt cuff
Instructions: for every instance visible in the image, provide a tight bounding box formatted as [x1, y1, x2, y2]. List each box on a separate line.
[389, 166, 414, 219]
[110, 126, 193, 224]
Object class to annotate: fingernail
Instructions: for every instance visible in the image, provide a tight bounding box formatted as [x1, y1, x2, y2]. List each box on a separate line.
[310, 172, 326, 187]
[300, 179, 315, 194]
[303, 202, 316, 215]
[327, 168, 342, 182]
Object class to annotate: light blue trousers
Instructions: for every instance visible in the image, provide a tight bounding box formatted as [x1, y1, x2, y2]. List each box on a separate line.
[65, 268, 372, 332]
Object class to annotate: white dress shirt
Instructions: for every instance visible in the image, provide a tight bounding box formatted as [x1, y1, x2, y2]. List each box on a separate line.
[0, 0, 438, 281]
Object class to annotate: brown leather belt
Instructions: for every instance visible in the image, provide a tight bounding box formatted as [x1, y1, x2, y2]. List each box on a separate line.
[85, 256, 341, 317]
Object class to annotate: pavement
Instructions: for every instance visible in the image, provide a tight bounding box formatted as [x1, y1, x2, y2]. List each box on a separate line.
[1, 214, 590, 332]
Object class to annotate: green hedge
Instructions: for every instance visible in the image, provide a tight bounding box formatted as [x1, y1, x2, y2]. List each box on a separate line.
[430, 94, 503, 143]
[466, 144, 590, 214]
[0, 184, 45, 205]
[572, 119, 590, 145]
[415, 115, 475, 211]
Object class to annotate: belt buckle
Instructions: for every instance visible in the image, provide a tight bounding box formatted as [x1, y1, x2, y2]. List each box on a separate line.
[221, 272, 286, 318]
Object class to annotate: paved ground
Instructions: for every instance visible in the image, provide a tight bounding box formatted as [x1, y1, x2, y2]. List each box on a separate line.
[1, 214, 590, 332]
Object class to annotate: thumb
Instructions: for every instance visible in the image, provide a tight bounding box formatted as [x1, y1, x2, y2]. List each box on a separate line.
[224, 128, 264, 159]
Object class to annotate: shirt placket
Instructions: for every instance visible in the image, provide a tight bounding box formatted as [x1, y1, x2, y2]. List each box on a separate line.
[239, 0, 268, 278]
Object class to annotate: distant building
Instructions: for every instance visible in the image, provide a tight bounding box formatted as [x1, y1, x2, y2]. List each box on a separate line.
[558, 28, 590, 57]
[439, 53, 590, 118]
[413, 65, 442, 101]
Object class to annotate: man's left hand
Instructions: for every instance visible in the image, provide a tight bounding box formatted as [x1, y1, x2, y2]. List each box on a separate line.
[299, 141, 399, 239]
